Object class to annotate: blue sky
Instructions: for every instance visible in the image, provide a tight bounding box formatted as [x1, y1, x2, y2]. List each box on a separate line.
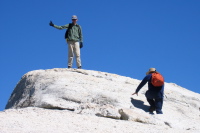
[1, 0, 200, 111]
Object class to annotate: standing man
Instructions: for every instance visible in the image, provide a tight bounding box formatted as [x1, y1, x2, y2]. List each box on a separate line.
[49, 15, 83, 69]
[132, 68, 164, 114]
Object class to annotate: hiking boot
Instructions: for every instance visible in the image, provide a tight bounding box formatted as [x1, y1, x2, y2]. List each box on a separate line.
[78, 66, 82, 69]
[149, 107, 156, 113]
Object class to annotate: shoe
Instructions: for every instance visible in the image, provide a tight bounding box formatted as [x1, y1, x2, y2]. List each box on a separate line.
[68, 66, 71, 68]
[78, 66, 81, 69]
[149, 107, 156, 113]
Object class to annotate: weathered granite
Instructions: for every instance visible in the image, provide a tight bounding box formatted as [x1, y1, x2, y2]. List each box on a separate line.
[4, 68, 200, 132]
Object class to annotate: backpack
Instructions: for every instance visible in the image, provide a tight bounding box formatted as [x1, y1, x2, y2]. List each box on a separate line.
[65, 23, 80, 39]
[151, 72, 164, 87]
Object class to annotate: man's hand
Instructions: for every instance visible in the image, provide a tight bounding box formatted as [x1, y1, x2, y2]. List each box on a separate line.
[132, 92, 138, 96]
[80, 42, 83, 48]
[49, 21, 54, 26]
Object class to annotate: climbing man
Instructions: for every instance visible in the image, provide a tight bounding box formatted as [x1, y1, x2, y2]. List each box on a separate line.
[132, 68, 164, 114]
[49, 15, 83, 69]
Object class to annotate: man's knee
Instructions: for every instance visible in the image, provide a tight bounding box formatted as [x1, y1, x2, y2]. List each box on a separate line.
[69, 55, 74, 58]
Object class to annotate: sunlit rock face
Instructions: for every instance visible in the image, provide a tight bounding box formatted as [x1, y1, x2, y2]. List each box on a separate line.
[4, 68, 200, 132]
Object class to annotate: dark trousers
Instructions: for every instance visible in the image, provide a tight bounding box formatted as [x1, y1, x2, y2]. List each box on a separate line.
[146, 98, 163, 114]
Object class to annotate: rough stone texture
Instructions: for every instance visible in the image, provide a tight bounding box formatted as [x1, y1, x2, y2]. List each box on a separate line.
[3, 68, 200, 132]
[0, 107, 198, 133]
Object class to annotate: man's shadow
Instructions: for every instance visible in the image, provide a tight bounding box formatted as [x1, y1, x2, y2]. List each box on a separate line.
[130, 98, 149, 112]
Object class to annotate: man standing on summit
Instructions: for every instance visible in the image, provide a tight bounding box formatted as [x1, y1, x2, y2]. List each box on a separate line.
[49, 15, 83, 69]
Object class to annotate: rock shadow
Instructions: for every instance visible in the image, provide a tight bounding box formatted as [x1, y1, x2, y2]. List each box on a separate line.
[130, 98, 149, 112]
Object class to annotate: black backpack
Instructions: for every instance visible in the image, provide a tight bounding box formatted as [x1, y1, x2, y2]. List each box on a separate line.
[65, 23, 80, 39]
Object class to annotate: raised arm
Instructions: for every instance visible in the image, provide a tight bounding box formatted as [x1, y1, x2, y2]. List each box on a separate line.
[49, 21, 69, 30]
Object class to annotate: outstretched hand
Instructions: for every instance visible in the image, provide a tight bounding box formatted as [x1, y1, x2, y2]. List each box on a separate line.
[132, 92, 138, 96]
[49, 21, 54, 26]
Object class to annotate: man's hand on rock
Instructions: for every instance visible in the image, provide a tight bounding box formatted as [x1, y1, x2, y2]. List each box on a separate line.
[132, 92, 138, 96]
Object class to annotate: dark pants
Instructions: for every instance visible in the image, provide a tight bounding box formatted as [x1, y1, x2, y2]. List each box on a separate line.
[146, 98, 163, 114]
[145, 90, 164, 114]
